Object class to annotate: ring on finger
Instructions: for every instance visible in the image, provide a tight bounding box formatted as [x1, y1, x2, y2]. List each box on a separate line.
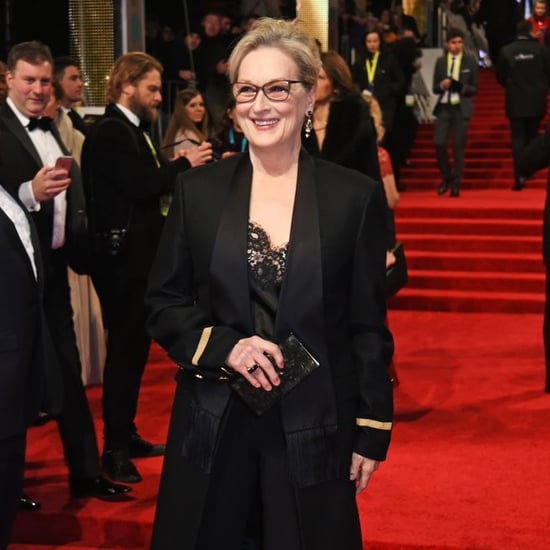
[247, 364, 260, 374]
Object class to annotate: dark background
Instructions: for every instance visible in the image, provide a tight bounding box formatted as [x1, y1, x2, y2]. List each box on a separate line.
[1, 0, 246, 60]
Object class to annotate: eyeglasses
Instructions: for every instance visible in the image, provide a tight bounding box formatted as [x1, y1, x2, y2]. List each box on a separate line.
[232, 79, 307, 103]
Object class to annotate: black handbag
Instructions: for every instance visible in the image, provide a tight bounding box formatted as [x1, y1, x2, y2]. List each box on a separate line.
[386, 241, 408, 296]
[229, 333, 320, 415]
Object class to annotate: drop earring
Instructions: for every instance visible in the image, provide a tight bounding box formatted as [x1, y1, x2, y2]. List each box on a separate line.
[304, 110, 313, 138]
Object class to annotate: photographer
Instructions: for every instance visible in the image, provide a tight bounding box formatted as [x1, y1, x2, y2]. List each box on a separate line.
[81, 52, 212, 486]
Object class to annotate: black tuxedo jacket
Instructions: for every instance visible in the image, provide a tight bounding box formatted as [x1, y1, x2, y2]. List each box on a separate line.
[0, 195, 62, 439]
[81, 104, 192, 279]
[520, 124, 550, 265]
[432, 53, 479, 119]
[0, 102, 88, 275]
[146, 152, 394, 473]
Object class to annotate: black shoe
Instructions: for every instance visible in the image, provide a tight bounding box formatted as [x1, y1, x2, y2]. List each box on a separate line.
[70, 475, 132, 500]
[437, 181, 449, 195]
[128, 433, 165, 458]
[512, 177, 526, 191]
[450, 186, 460, 197]
[19, 493, 41, 511]
[102, 449, 142, 483]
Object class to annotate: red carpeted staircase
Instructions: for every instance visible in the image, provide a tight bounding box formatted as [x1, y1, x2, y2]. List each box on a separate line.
[391, 69, 547, 313]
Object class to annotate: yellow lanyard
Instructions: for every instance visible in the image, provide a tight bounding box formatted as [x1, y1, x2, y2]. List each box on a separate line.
[143, 131, 161, 168]
[447, 53, 462, 79]
[365, 51, 380, 85]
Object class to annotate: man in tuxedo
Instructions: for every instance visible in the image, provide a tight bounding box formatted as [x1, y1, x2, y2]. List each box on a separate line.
[497, 20, 550, 190]
[520, 125, 550, 393]
[0, 41, 130, 500]
[53, 56, 87, 135]
[432, 28, 479, 197]
[81, 52, 212, 483]
[0, 182, 58, 549]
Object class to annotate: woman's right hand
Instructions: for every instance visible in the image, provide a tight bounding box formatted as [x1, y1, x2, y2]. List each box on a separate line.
[225, 336, 284, 391]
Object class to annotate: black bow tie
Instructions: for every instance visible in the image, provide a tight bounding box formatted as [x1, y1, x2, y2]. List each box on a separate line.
[27, 116, 53, 132]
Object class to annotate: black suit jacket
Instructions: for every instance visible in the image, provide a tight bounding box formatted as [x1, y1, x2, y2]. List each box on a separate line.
[0, 102, 89, 275]
[146, 152, 394, 469]
[496, 35, 550, 119]
[520, 124, 550, 265]
[81, 104, 192, 279]
[0, 194, 62, 439]
[352, 50, 405, 131]
[432, 53, 479, 119]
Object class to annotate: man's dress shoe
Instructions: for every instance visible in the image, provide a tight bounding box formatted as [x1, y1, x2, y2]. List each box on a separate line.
[70, 475, 132, 500]
[102, 449, 142, 483]
[19, 493, 41, 510]
[450, 186, 460, 197]
[437, 181, 449, 195]
[512, 177, 526, 191]
[128, 434, 165, 458]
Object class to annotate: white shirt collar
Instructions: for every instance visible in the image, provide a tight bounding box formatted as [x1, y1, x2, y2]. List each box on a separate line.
[6, 96, 32, 128]
[116, 103, 140, 127]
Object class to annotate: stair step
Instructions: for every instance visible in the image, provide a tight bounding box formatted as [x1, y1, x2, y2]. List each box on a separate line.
[407, 269, 545, 293]
[402, 234, 541, 253]
[398, 218, 541, 236]
[406, 250, 543, 272]
[389, 288, 544, 314]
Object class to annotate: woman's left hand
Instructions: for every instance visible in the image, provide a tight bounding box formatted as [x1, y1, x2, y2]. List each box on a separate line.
[349, 453, 379, 495]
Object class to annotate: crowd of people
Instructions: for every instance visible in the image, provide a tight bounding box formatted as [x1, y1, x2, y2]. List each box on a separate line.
[2, 1, 550, 549]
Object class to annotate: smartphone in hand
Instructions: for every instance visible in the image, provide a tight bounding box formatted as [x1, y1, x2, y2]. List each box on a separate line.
[55, 155, 73, 173]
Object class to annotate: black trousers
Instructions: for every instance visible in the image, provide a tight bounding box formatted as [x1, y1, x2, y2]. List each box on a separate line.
[152, 383, 362, 550]
[92, 258, 151, 450]
[434, 104, 469, 187]
[0, 432, 25, 550]
[509, 117, 542, 183]
[44, 251, 101, 479]
[543, 267, 550, 392]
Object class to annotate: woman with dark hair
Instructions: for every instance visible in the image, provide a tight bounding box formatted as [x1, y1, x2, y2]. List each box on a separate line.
[161, 88, 210, 159]
[215, 97, 249, 158]
[352, 29, 405, 149]
[302, 49, 380, 181]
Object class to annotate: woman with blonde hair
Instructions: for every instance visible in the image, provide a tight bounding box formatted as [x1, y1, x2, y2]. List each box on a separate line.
[161, 88, 210, 158]
[147, 17, 393, 550]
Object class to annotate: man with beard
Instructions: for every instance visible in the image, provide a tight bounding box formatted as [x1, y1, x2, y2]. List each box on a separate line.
[81, 52, 213, 483]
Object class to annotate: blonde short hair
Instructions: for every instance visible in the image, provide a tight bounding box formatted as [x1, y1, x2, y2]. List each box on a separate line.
[228, 18, 320, 89]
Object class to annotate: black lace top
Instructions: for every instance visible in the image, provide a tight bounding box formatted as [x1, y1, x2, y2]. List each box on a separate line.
[247, 221, 288, 289]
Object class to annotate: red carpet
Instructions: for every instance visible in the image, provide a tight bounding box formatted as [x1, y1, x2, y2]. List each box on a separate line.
[393, 69, 548, 313]
[12, 310, 550, 550]
[10, 69, 550, 550]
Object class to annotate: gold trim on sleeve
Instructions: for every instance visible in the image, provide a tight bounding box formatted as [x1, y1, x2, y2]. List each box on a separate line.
[356, 418, 393, 430]
[191, 326, 213, 366]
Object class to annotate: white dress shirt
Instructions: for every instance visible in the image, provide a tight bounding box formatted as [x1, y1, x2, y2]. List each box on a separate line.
[6, 97, 67, 249]
[0, 184, 37, 279]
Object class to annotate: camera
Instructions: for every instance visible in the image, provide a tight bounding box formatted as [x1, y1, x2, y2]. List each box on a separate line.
[98, 228, 128, 258]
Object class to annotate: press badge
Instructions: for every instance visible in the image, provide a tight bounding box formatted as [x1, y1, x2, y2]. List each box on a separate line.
[450, 92, 460, 105]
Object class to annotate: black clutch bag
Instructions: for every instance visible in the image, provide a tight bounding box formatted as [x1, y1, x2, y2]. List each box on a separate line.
[229, 333, 320, 415]
[386, 241, 408, 296]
